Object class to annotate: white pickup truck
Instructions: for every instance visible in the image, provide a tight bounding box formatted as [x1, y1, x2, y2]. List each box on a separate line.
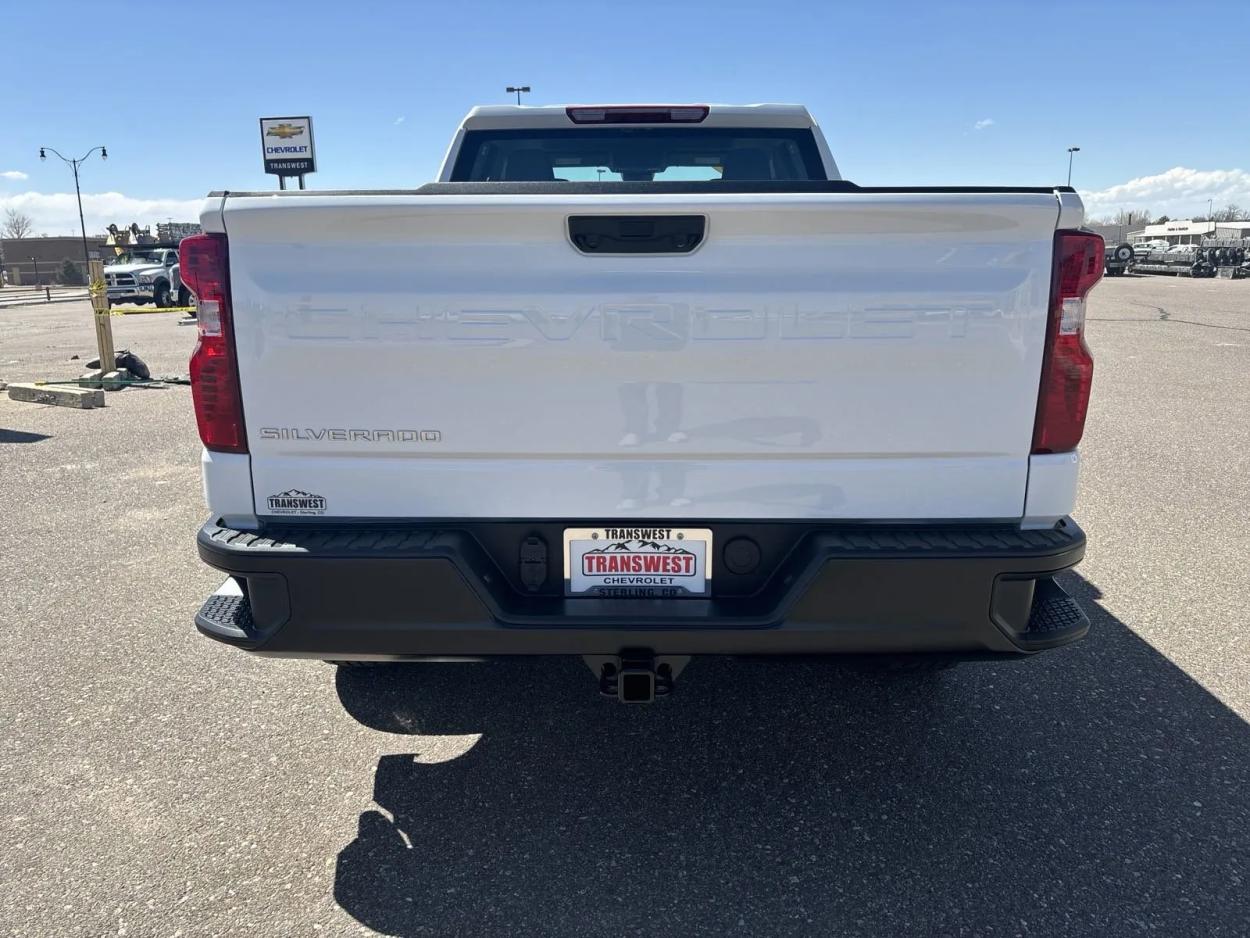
[188, 104, 1103, 701]
[103, 246, 191, 308]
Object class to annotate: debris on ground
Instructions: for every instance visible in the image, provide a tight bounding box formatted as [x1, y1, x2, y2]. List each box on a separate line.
[8, 382, 104, 409]
[85, 348, 151, 380]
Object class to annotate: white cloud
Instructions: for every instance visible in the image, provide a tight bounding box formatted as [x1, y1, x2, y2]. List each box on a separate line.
[394, 116, 405, 125]
[0, 190, 204, 236]
[1080, 166, 1250, 218]
[1, 170, 29, 180]
[973, 118, 994, 131]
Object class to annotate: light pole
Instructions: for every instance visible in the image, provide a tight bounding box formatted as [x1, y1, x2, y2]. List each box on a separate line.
[1066, 147, 1080, 187]
[31, 256, 40, 287]
[39, 145, 107, 285]
[506, 85, 531, 105]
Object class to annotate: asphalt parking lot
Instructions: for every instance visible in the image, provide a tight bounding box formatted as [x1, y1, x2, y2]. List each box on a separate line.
[1, 277, 1248, 937]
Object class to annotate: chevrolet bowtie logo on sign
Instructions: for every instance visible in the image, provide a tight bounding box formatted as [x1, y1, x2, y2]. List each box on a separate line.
[265, 123, 305, 139]
[259, 116, 317, 178]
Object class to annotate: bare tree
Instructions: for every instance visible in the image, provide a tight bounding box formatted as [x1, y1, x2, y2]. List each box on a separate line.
[1113, 208, 1151, 226]
[1087, 208, 1153, 227]
[1212, 203, 1245, 223]
[2, 208, 34, 239]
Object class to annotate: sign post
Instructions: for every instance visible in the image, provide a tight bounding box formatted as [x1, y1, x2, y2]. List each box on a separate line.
[88, 258, 115, 382]
[259, 116, 316, 190]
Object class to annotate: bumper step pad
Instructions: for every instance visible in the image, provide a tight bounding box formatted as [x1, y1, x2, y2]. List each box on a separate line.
[1021, 577, 1089, 646]
[194, 579, 254, 642]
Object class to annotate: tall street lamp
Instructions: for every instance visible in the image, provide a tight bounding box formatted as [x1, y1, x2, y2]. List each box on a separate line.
[39, 145, 107, 284]
[1066, 147, 1080, 187]
[506, 85, 531, 105]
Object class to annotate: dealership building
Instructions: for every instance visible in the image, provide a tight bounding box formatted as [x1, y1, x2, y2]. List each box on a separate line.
[0, 236, 97, 286]
[1130, 219, 1250, 245]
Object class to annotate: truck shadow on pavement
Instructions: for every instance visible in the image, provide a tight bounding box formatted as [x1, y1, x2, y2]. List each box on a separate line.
[0, 429, 52, 444]
[332, 573, 1249, 937]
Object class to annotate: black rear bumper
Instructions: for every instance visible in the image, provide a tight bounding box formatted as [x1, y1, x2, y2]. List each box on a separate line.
[194, 518, 1088, 659]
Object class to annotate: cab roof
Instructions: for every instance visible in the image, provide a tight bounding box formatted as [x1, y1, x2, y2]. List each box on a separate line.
[460, 104, 817, 131]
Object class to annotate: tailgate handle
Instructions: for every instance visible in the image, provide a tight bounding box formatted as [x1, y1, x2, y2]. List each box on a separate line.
[568, 215, 706, 255]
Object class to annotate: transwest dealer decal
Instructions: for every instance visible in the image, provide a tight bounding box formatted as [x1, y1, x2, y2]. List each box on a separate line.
[266, 489, 327, 515]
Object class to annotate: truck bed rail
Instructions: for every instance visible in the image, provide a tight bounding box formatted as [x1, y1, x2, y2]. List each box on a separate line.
[208, 182, 1076, 198]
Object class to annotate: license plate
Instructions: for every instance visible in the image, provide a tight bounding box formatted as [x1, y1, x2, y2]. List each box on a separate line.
[563, 526, 712, 598]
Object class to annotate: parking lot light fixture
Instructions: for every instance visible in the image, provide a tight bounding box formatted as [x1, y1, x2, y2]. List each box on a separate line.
[506, 85, 531, 105]
[38, 145, 108, 285]
[1066, 147, 1080, 187]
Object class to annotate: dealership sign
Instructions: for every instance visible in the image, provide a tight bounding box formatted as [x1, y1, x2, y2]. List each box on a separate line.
[259, 116, 316, 177]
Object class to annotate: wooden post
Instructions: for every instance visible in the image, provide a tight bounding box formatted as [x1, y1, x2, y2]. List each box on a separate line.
[88, 259, 115, 376]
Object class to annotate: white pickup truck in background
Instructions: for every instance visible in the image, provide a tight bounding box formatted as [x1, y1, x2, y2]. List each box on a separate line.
[103, 246, 191, 308]
[187, 103, 1103, 701]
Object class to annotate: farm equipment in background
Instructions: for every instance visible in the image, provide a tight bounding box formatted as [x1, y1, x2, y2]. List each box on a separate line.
[1133, 244, 1216, 278]
[1130, 237, 1247, 279]
[1199, 239, 1248, 279]
[1104, 242, 1135, 276]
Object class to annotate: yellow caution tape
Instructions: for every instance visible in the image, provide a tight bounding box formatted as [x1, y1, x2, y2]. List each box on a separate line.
[88, 278, 107, 298]
[110, 306, 197, 316]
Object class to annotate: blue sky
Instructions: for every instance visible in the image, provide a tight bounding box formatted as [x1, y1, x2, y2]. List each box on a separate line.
[3, 0, 1248, 233]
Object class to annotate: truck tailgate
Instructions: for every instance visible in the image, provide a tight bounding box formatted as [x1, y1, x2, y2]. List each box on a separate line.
[215, 191, 1060, 520]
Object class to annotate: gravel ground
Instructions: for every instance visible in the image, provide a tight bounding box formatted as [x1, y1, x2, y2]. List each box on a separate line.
[0, 277, 1247, 937]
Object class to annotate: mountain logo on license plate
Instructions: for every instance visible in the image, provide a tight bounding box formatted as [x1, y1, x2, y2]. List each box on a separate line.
[582, 540, 697, 577]
[564, 527, 712, 598]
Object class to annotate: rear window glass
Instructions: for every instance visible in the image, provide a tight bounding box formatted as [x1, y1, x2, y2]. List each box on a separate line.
[450, 127, 826, 182]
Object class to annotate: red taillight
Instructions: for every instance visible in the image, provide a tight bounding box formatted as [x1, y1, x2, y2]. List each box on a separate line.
[181, 233, 247, 453]
[566, 105, 709, 124]
[1032, 231, 1103, 454]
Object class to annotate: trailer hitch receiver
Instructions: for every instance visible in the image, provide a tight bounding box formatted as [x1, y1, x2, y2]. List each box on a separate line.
[584, 651, 691, 703]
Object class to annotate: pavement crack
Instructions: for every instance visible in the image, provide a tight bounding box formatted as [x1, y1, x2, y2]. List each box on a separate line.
[1156, 318, 1250, 332]
[1090, 303, 1250, 333]
[1126, 301, 1169, 321]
